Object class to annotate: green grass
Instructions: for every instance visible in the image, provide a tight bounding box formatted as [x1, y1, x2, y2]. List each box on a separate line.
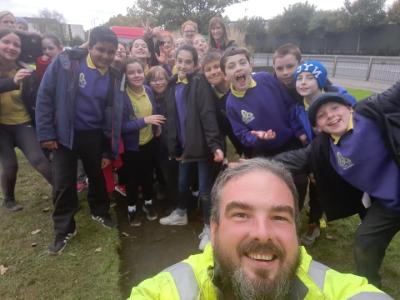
[0, 151, 121, 300]
[346, 88, 373, 101]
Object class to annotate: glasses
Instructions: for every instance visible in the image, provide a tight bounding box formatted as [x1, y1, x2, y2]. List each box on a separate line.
[150, 79, 167, 85]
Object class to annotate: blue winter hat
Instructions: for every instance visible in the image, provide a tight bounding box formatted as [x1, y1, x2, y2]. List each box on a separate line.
[295, 60, 327, 89]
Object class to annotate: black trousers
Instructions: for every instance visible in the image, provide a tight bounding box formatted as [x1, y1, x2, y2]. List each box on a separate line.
[52, 130, 110, 236]
[123, 139, 156, 207]
[354, 200, 400, 288]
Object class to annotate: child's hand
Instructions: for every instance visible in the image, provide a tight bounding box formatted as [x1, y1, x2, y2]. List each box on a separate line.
[144, 115, 166, 126]
[250, 129, 276, 140]
[213, 149, 224, 162]
[298, 134, 308, 145]
[13, 69, 32, 85]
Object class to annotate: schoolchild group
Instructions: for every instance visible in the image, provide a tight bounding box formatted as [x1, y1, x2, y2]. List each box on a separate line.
[1, 10, 399, 290]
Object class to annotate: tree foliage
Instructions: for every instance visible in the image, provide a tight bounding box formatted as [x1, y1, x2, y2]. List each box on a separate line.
[106, 0, 243, 33]
[344, 0, 386, 29]
[387, 0, 400, 24]
[38, 9, 66, 24]
[268, 2, 316, 36]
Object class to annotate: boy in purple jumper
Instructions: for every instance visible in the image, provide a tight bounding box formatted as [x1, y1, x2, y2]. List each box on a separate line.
[36, 26, 119, 255]
[222, 47, 305, 157]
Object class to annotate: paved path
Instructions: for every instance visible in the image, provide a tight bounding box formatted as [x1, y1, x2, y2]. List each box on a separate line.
[331, 78, 392, 93]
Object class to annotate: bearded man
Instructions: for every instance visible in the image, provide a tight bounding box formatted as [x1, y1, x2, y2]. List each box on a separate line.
[129, 158, 392, 300]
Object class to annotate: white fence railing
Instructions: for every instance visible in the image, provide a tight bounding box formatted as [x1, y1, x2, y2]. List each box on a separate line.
[252, 53, 400, 84]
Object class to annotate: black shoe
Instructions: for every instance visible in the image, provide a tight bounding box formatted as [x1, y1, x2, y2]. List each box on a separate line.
[48, 230, 77, 255]
[3, 199, 23, 212]
[91, 214, 115, 229]
[143, 205, 158, 221]
[128, 210, 141, 227]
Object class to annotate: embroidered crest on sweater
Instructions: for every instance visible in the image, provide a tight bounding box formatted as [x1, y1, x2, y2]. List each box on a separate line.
[336, 152, 354, 170]
[241, 110, 255, 124]
[79, 73, 87, 88]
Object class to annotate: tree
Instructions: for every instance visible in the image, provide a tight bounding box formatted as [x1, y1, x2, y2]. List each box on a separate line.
[387, 0, 400, 24]
[38, 9, 66, 24]
[122, 0, 244, 33]
[344, 0, 386, 52]
[103, 13, 142, 27]
[268, 2, 316, 37]
[309, 9, 350, 35]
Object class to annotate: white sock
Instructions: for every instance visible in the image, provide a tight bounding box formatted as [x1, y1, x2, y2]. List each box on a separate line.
[144, 199, 153, 206]
[128, 205, 136, 213]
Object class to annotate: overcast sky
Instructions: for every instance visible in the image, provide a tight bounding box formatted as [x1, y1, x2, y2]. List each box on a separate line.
[1, 0, 396, 30]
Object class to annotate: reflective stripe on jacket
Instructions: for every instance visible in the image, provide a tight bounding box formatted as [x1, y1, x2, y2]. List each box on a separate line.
[129, 244, 392, 300]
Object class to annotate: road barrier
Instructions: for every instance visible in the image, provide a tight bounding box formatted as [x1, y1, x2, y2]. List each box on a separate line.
[252, 53, 400, 84]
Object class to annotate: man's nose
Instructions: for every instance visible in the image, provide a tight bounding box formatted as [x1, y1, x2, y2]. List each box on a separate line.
[250, 217, 273, 241]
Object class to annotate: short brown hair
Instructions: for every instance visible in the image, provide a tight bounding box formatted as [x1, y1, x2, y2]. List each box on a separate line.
[273, 43, 302, 65]
[220, 47, 250, 74]
[201, 50, 223, 71]
[180, 20, 198, 34]
[146, 65, 169, 83]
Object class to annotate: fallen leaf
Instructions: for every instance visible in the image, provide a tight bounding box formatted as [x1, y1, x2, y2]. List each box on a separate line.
[31, 242, 38, 247]
[94, 247, 102, 253]
[31, 229, 41, 235]
[42, 195, 49, 200]
[121, 232, 129, 237]
[325, 234, 337, 241]
[0, 265, 8, 275]
[42, 207, 51, 212]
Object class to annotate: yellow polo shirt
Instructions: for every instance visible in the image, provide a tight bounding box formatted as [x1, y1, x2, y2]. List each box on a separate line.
[126, 86, 153, 145]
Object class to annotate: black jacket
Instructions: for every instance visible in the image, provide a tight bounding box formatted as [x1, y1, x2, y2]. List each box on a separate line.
[164, 72, 223, 161]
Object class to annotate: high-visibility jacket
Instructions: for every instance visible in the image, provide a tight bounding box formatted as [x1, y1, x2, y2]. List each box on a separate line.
[129, 244, 392, 300]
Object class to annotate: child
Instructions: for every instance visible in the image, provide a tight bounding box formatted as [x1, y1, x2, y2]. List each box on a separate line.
[193, 34, 209, 64]
[294, 60, 356, 144]
[130, 38, 150, 74]
[36, 26, 120, 255]
[159, 45, 224, 251]
[120, 58, 165, 226]
[36, 33, 63, 87]
[201, 50, 245, 156]
[0, 29, 52, 211]
[308, 91, 400, 287]
[222, 47, 305, 157]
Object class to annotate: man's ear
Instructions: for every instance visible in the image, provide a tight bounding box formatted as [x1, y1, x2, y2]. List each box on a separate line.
[210, 220, 218, 247]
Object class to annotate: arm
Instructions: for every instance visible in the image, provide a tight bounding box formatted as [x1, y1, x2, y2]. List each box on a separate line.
[35, 58, 59, 143]
[273, 144, 312, 174]
[196, 76, 224, 154]
[362, 80, 400, 112]
[0, 77, 19, 93]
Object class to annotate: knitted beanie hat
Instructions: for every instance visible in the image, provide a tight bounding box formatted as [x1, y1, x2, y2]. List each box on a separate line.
[295, 60, 327, 89]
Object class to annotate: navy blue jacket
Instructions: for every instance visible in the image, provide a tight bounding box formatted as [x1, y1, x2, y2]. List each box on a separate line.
[119, 85, 158, 151]
[35, 48, 122, 158]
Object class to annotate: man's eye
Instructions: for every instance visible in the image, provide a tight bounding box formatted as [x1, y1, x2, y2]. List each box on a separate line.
[232, 212, 248, 219]
[272, 215, 289, 222]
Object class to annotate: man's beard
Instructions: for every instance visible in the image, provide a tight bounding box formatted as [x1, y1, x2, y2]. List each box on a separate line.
[213, 240, 300, 300]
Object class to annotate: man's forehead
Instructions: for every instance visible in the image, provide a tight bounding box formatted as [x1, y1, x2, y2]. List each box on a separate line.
[220, 170, 295, 208]
[226, 54, 247, 63]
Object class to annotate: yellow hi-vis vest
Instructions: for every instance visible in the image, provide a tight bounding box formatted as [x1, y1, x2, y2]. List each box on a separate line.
[129, 244, 392, 300]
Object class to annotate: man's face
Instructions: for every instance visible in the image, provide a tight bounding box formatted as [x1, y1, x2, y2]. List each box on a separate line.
[316, 102, 353, 137]
[224, 54, 252, 92]
[211, 170, 299, 299]
[273, 54, 299, 87]
[89, 41, 116, 69]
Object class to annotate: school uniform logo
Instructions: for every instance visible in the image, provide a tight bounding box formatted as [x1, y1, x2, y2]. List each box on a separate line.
[79, 73, 87, 88]
[336, 151, 354, 170]
[241, 110, 255, 124]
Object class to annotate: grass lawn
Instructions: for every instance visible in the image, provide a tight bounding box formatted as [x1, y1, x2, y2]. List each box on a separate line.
[0, 152, 121, 300]
[346, 87, 374, 101]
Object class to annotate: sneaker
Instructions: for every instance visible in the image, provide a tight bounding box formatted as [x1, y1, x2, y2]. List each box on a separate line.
[91, 214, 115, 229]
[76, 180, 88, 193]
[143, 204, 158, 221]
[128, 210, 141, 227]
[3, 199, 23, 212]
[159, 209, 188, 226]
[48, 230, 77, 255]
[301, 224, 321, 247]
[198, 226, 211, 251]
[115, 185, 127, 197]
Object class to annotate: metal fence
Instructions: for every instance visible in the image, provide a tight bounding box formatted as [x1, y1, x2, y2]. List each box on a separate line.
[252, 53, 400, 84]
